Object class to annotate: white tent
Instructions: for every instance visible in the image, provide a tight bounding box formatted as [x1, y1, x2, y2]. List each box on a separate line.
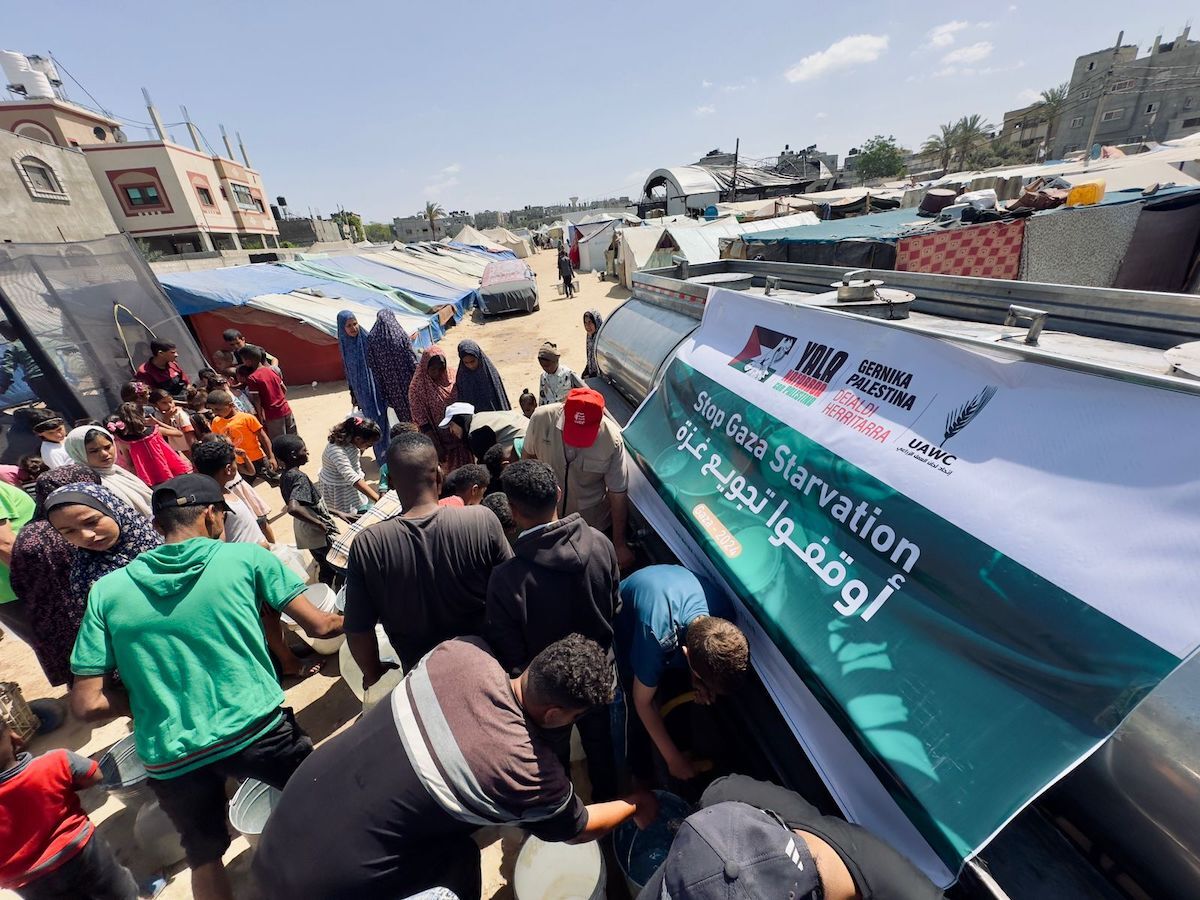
[482, 227, 533, 258]
[452, 225, 510, 254]
[618, 225, 672, 288]
[577, 220, 620, 272]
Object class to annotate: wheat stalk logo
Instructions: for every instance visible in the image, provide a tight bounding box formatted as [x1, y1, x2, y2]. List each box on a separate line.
[943, 385, 998, 444]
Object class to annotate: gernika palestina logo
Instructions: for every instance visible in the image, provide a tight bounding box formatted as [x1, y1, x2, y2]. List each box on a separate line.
[729, 326, 796, 383]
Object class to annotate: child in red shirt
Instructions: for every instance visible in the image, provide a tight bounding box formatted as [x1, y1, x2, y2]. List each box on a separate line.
[106, 402, 191, 487]
[0, 721, 138, 898]
[238, 346, 295, 441]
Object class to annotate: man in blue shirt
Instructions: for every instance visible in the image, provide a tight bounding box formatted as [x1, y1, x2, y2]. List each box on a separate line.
[615, 565, 749, 783]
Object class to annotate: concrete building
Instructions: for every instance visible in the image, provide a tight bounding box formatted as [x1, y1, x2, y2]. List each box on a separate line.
[0, 128, 118, 243]
[999, 103, 1051, 155]
[0, 75, 280, 255]
[474, 210, 505, 229]
[392, 211, 472, 242]
[275, 215, 345, 246]
[1053, 27, 1200, 157]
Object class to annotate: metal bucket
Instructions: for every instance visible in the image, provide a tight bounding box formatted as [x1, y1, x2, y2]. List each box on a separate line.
[513, 835, 605, 900]
[338, 624, 404, 712]
[98, 734, 150, 804]
[133, 799, 186, 866]
[228, 778, 282, 848]
[614, 791, 692, 894]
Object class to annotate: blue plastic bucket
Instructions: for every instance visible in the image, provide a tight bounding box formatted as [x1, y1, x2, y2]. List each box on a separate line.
[613, 790, 692, 892]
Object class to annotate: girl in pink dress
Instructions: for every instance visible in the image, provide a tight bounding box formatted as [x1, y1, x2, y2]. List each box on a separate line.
[106, 402, 191, 487]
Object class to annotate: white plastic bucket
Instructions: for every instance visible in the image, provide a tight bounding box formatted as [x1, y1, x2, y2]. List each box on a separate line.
[513, 835, 605, 900]
[338, 624, 404, 711]
[228, 778, 282, 847]
[290, 583, 345, 655]
[133, 800, 186, 866]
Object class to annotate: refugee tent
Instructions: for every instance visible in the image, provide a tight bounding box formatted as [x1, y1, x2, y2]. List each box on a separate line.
[0, 236, 206, 452]
[577, 220, 620, 272]
[158, 264, 443, 385]
[285, 255, 476, 321]
[482, 227, 533, 258]
[400, 245, 490, 281]
[663, 212, 821, 266]
[452, 225, 511, 254]
[617, 225, 672, 288]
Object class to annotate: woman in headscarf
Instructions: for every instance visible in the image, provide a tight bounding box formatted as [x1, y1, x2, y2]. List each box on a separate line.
[337, 310, 389, 459]
[582, 309, 604, 378]
[43, 483, 161, 604]
[63, 424, 154, 519]
[366, 308, 419, 425]
[454, 340, 510, 413]
[10, 466, 100, 686]
[408, 347, 472, 470]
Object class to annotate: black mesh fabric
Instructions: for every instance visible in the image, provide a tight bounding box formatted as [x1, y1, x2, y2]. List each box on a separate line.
[0, 235, 205, 459]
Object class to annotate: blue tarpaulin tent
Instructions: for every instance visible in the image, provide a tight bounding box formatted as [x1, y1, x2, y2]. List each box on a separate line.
[296, 255, 477, 319]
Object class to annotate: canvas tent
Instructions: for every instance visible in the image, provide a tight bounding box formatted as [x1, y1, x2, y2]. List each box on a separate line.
[482, 227, 533, 258]
[452, 225, 511, 254]
[577, 220, 620, 272]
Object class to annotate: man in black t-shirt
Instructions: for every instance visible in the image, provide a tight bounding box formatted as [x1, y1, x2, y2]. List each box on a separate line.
[344, 432, 512, 682]
[253, 635, 658, 900]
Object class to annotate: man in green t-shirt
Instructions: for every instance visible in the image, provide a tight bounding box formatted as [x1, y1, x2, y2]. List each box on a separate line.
[0, 480, 36, 644]
[70, 474, 343, 900]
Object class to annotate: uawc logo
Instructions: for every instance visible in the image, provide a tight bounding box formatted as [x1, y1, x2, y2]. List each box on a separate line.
[898, 385, 998, 475]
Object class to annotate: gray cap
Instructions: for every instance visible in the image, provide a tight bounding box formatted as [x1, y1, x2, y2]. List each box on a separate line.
[638, 802, 819, 900]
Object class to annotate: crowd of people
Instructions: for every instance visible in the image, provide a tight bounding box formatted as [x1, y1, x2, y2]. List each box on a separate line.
[0, 312, 942, 900]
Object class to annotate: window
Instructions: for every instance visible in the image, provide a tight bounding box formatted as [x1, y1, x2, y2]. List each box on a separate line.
[23, 161, 57, 192]
[1146, 102, 1158, 114]
[1186, 96, 1194, 109]
[230, 183, 258, 211]
[1183, 116, 1200, 128]
[1111, 79, 1134, 92]
[1101, 108, 1125, 122]
[15, 155, 68, 200]
[1088, 61, 1095, 71]
[1080, 89, 1091, 100]
[1070, 116, 1084, 128]
[123, 185, 162, 207]
[196, 186, 214, 206]
[252, 197, 265, 213]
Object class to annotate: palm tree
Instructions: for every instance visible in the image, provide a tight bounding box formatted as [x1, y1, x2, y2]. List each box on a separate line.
[1036, 82, 1069, 147]
[922, 122, 959, 174]
[424, 201, 445, 239]
[953, 114, 994, 168]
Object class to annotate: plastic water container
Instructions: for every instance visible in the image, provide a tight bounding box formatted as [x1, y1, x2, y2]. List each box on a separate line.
[337, 624, 404, 712]
[1066, 178, 1106, 207]
[98, 734, 149, 804]
[228, 778, 282, 847]
[513, 835, 605, 900]
[614, 791, 692, 894]
[134, 800, 186, 866]
[291, 583, 345, 655]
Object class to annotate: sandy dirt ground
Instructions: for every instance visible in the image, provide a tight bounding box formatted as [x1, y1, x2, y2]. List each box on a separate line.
[0, 247, 632, 899]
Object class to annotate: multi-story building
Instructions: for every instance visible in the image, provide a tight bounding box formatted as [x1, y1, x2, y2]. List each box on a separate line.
[0, 128, 118, 243]
[392, 211, 472, 242]
[998, 103, 1051, 155]
[1052, 27, 1200, 157]
[0, 55, 280, 255]
[473, 210, 504, 229]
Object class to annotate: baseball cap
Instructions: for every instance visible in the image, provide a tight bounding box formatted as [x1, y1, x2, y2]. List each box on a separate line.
[151, 474, 230, 515]
[562, 387, 604, 448]
[639, 802, 819, 900]
[438, 401, 475, 429]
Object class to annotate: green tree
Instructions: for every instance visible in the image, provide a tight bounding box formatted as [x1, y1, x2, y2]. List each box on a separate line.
[953, 114, 994, 167]
[364, 222, 394, 243]
[424, 201, 446, 240]
[854, 135, 906, 182]
[331, 210, 364, 242]
[1034, 82, 1069, 147]
[921, 122, 959, 174]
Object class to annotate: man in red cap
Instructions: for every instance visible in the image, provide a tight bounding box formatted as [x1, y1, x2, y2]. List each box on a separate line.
[523, 387, 634, 570]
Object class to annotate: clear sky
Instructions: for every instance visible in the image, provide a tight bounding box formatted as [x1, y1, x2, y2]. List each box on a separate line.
[7, 0, 1195, 222]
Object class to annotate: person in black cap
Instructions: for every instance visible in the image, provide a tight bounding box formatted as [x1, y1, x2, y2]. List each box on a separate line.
[69, 473, 344, 900]
[640, 775, 943, 900]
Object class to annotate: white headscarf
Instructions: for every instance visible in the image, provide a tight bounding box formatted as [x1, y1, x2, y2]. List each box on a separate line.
[64, 425, 155, 520]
